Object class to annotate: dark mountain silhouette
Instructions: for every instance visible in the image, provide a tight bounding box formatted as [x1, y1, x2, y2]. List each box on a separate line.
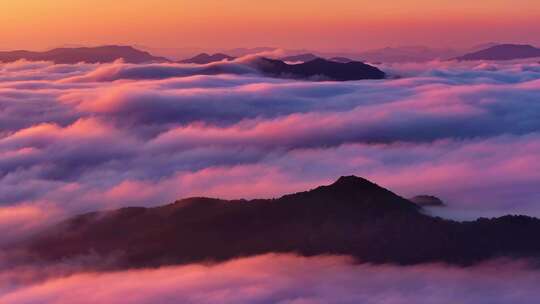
[409, 195, 446, 207]
[0, 46, 169, 64]
[456, 44, 540, 61]
[253, 58, 386, 81]
[281, 53, 319, 62]
[279, 54, 354, 64]
[14, 176, 540, 270]
[179, 53, 236, 64]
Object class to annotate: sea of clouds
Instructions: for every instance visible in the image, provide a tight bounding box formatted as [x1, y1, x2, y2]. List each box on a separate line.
[1, 58, 540, 302]
[2, 254, 540, 304]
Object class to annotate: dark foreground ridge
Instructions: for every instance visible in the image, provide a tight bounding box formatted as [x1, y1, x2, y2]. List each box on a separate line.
[15, 176, 540, 269]
[0, 45, 170, 64]
[254, 58, 386, 81]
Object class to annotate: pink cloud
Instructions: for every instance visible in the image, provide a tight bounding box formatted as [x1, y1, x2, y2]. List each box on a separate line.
[2, 254, 539, 304]
[1, 59, 540, 240]
[0, 204, 62, 246]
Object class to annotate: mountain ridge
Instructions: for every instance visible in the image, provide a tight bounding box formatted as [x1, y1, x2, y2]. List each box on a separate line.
[455, 44, 540, 61]
[11, 176, 540, 270]
[0, 45, 170, 64]
[253, 58, 386, 81]
[179, 53, 236, 64]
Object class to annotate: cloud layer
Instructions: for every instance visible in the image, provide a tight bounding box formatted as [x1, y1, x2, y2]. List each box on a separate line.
[2, 254, 540, 304]
[2, 58, 540, 303]
[1, 59, 540, 239]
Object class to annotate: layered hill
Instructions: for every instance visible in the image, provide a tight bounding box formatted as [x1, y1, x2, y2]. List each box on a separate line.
[15, 176, 540, 270]
[456, 44, 540, 61]
[179, 53, 236, 64]
[253, 58, 386, 81]
[0, 46, 170, 64]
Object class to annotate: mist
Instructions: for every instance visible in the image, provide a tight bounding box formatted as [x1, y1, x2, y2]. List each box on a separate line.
[2, 254, 540, 304]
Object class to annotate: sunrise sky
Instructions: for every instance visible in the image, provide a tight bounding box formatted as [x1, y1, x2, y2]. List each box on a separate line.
[1, 0, 539, 51]
[3, 1, 540, 302]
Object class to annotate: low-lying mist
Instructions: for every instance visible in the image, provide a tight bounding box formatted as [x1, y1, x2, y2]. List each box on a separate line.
[2, 254, 540, 304]
[0, 59, 539, 241]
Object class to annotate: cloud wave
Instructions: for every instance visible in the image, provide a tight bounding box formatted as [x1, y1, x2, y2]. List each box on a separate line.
[2, 254, 540, 304]
[1, 59, 540, 237]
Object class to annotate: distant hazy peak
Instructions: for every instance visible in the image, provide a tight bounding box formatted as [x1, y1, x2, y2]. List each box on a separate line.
[179, 53, 236, 64]
[0, 45, 170, 64]
[456, 44, 540, 61]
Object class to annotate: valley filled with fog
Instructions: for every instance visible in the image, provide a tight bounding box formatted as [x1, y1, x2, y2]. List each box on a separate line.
[2, 58, 540, 302]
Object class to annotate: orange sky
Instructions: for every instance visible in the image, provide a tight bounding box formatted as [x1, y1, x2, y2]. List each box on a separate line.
[1, 0, 539, 51]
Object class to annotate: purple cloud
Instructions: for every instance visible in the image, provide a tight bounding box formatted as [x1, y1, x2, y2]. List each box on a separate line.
[1, 59, 540, 235]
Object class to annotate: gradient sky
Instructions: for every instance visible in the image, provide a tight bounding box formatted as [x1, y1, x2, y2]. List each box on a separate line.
[1, 0, 540, 51]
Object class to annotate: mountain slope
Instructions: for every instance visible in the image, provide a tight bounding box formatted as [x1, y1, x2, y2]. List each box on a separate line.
[16, 176, 540, 270]
[253, 58, 386, 81]
[456, 44, 540, 61]
[0, 46, 170, 64]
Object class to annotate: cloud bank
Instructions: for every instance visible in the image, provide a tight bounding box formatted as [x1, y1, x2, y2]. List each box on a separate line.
[2, 254, 540, 304]
[1, 59, 540, 239]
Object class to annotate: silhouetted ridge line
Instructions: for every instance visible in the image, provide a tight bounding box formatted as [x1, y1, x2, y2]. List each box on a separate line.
[254, 58, 386, 81]
[456, 44, 540, 61]
[179, 53, 236, 64]
[0, 45, 170, 64]
[12, 176, 540, 270]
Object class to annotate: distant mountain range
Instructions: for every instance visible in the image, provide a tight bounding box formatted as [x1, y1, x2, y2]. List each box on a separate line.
[175, 54, 385, 81]
[0, 45, 169, 64]
[2, 43, 539, 68]
[179, 53, 236, 64]
[455, 44, 540, 61]
[253, 58, 386, 81]
[279, 53, 354, 64]
[12, 176, 540, 270]
[224, 47, 460, 63]
[0, 46, 384, 81]
[357, 46, 461, 63]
